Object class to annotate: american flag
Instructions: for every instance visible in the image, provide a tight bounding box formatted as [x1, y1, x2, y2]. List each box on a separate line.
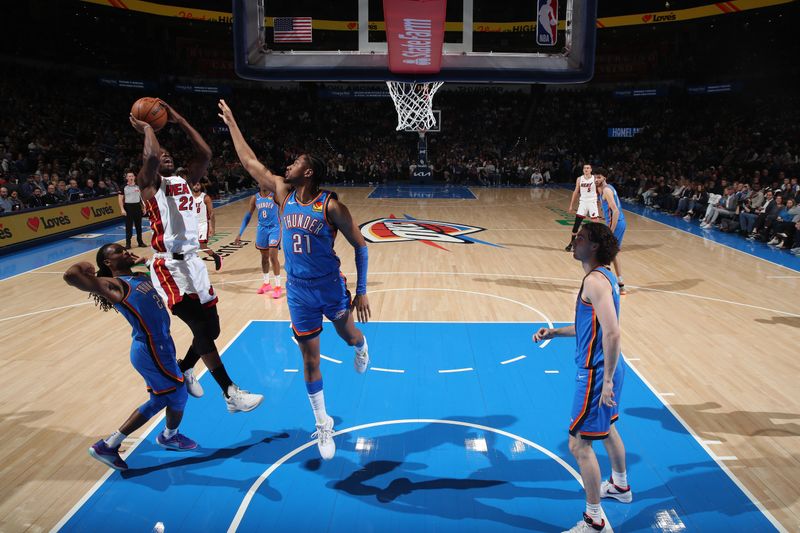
[274, 17, 313, 43]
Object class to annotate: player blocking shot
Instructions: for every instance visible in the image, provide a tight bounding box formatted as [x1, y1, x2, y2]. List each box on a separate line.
[218, 99, 371, 461]
[566, 164, 601, 252]
[236, 186, 283, 298]
[64, 244, 198, 471]
[129, 99, 263, 413]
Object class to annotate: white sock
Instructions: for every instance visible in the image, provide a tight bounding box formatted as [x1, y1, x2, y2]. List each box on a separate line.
[162, 427, 178, 439]
[617, 276, 625, 286]
[612, 470, 628, 488]
[308, 390, 328, 425]
[355, 335, 367, 354]
[105, 431, 126, 448]
[273, 275, 281, 288]
[585, 502, 603, 524]
[263, 273, 270, 284]
[227, 384, 239, 397]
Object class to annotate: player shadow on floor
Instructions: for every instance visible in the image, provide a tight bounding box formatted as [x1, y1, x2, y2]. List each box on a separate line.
[620, 468, 785, 529]
[633, 278, 703, 292]
[627, 403, 800, 438]
[333, 460, 507, 503]
[617, 243, 663, 252]
[473, 276, 578, 294]
[212, 268, 262, 276]
[0, 410, 105, 486]
[494, 242, 570, 252]
[754, 316, 800, 329]
[118, 430, 292, 497]
[292, 415, 585, 531]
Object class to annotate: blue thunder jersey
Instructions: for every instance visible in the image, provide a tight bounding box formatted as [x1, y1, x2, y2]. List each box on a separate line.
[256, 191, 280, 228]
[281, 190, 341, 279]
[113, 274, 172, 343]
[574, 267, 621, 369]
[601, 184, 626, 226]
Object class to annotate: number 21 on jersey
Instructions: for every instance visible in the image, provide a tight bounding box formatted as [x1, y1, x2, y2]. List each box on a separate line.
[292, 234, 312, 254]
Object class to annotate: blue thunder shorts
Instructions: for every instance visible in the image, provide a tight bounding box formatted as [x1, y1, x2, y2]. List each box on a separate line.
[256, 224, 281, 250]
[569, 360, 625, 440]
[130, 338, 187, 412]
[287, 272, 352, 340]
[613, 221, 627, 249]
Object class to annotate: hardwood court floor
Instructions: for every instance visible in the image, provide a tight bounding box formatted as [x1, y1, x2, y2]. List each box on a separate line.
[0, 187, 798, 531]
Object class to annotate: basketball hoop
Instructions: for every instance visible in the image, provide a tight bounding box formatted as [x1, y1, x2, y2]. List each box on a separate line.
[386, 81, 444, 132]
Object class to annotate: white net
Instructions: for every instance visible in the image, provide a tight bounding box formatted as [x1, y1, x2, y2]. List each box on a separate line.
[386, 81, 444, 132]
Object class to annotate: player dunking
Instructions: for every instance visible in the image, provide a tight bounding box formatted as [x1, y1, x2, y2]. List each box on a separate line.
[192, 182, 223, 270]
[235, 186, 283, 298]
[595, 172, 627, 295]
[533, 223, 631, 533]
[64, 244, 198, 471]
[218, 99, 370, 460]
[129, 101, 263, 413]
[566, 164, 600, 251]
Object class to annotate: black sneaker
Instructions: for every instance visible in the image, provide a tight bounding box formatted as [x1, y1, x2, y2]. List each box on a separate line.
[565, 243, 573, 252]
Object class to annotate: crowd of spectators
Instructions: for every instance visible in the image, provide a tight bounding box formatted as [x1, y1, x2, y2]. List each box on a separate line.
[1, 64, 798, 255]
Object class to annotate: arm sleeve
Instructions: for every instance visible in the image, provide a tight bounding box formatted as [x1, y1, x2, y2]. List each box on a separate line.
[354, 245, 368, 295]
[238, 211, 252, 236]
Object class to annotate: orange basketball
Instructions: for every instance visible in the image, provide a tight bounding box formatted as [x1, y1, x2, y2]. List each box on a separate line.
[131, 97, 168, 132]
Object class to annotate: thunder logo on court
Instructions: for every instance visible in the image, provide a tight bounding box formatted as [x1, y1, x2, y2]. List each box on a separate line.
[359, 214, 502, 250]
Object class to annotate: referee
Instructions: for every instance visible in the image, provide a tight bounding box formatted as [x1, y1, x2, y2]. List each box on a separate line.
[118, 171, 146, 249]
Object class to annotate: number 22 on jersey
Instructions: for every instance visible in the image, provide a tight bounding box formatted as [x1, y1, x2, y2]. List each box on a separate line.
[178, 195, 194, 212]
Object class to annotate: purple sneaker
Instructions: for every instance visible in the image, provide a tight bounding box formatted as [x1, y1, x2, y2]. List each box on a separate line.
[156, 432, 198, 451]
[88, 439, 128, 471]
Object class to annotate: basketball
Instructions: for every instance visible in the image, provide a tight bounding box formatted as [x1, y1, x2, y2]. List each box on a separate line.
[131, 97, 168, 131]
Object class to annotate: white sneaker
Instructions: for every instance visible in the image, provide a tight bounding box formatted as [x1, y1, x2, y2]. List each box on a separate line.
[354, 336, 369, 374]
[311, 415, 336, 460]
[562, 514, 612, 532]
[600, 478, 633, 503]
[183, 368, 204, 398]
[682, 215, 691, 221]
[225, 386, 264, 413]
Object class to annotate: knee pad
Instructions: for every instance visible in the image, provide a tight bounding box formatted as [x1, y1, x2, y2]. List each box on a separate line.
[204, 306, 221, 340]
[137, 395, 169, 419]
[165, 385, 189, 412]
[192, 332, 217, 355]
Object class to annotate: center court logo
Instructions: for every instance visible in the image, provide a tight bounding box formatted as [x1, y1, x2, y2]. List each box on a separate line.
[359, 214, 502, 250]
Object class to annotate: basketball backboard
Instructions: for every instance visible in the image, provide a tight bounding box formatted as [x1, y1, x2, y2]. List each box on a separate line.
[233, 0, 597, 84]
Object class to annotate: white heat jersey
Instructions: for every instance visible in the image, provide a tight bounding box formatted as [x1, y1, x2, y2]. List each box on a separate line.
[194, 192, 209, 242]
[578, 174, 597, 203]
[146, 175, 199, 254]
[195, 192, 208, 225]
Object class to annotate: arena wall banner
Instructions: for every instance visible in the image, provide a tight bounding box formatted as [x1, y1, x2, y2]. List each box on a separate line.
[0, 197, 122, 250]
[82, 0, 794, 30]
